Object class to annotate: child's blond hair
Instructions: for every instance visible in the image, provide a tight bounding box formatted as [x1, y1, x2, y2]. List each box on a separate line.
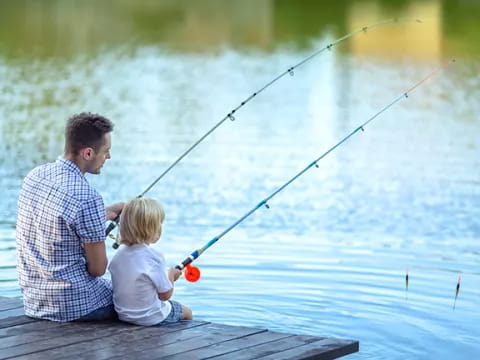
[118, 197, 165, 246]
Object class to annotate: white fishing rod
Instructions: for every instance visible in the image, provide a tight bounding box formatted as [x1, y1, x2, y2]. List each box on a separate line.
[108, 18, 422, 247]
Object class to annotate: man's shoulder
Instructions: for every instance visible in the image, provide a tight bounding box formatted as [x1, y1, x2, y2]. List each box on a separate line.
[23, 161, 101, 208]
[26, 161, 53, 178]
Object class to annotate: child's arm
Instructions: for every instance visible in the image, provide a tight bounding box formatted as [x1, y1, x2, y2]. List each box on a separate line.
[158, 267, 182, 301]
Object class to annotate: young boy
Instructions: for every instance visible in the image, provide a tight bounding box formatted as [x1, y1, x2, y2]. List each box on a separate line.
[108, 197, 192, 326]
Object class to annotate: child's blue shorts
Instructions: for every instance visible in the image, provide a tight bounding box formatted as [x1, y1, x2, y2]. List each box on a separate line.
[156, 300, 183, 325]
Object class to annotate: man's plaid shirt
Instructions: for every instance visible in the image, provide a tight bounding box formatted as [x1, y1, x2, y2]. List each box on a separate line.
[16, 157, 112, 322]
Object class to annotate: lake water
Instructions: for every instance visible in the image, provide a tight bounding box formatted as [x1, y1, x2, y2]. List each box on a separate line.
[0, 1, 479, 359]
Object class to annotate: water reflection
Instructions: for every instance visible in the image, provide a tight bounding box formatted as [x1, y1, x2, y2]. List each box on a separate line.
[0, 0, 479, 58]
[348, 2, 441, 60]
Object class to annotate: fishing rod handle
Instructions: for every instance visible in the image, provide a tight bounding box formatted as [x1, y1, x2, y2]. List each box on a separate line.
[175, 257, 192, 270]
[106, 215, 120, 249]
[175, 250, 201, 270]
[106, 215, 119, 235]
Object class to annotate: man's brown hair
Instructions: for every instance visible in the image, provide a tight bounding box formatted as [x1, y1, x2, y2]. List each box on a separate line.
[65, 112, 113, 155]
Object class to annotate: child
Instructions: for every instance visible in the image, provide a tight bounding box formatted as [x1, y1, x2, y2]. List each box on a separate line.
[108, 197, 193, 326]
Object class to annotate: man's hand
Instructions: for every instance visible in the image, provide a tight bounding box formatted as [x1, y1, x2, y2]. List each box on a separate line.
[106, 202, 125, 221]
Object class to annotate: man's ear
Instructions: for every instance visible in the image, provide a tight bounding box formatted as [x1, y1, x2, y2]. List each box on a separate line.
[80, 147, 95, 161]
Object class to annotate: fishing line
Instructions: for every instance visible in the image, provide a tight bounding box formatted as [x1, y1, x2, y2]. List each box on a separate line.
[176, 59, 455, 282]
[107, 17, 422, 245]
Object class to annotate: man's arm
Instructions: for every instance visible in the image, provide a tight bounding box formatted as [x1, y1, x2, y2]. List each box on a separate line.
[106, 202, 124, 221]
[84, 241, 108, 277]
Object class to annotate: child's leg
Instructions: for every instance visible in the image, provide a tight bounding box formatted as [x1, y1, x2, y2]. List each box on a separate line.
[181, 304, 193, 320]
[159, 300, 192, 324]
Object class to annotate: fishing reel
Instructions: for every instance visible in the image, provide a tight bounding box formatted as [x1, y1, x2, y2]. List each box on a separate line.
[176, 262, 201, 282]
[184, 264, 201, 282]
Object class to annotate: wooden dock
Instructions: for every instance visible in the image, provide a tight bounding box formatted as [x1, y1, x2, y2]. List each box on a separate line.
[0, 296, 358, 359]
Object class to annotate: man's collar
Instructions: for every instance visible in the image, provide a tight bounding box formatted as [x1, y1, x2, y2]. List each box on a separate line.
[57, 156, 85, 178]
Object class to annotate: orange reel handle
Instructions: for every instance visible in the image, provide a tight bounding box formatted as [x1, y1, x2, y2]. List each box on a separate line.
[184, 264, 201, 282]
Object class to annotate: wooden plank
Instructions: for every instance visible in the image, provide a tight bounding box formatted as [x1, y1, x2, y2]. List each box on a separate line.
[0, 297, 23, 312]
[161, 330, 295, 360]
[0, 321, 123, 349]
[9, 321, 208, 360]
[0, 320, 68, 338]
[205, 334, 349, 360]
[0, 316, 37, 330]
[0, 296, 358, 360]
[50, 323, 265, 360]
[258, 338, 359, 360]
[104, 323, 267, 360]
[0, 320, 140, 359]
[0, 308, 25, 320]
[0, 298, 30, 328]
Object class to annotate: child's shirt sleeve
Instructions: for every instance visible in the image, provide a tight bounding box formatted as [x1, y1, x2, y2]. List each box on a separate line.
[147, 248, 173, 294]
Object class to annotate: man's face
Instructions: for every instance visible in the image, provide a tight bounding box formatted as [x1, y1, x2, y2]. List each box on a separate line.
[87, 133, 111, 175]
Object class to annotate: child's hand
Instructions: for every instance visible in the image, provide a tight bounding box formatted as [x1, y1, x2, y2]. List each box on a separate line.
[168, 267, 182, 282]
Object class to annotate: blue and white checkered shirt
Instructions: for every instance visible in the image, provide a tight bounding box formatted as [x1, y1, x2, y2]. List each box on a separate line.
[16, 157, 112, 322]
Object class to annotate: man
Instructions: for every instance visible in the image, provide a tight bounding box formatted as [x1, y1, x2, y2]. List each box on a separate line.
[16, 112, 123, 322]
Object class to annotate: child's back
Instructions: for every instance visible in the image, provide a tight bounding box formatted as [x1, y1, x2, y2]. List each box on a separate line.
[109, 243, 172, 326]
[108, 197, 192, 326]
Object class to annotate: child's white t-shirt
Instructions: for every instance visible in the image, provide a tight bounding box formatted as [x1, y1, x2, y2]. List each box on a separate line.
[108, 244, 173, 326]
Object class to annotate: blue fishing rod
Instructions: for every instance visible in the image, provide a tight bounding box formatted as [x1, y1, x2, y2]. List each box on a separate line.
[177, 60, 455, 282]
[108, 17, 422, 247]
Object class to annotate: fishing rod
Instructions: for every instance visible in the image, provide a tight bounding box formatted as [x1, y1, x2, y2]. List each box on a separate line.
[176, 59, 455, 282]
[107, 17, 422, 246]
